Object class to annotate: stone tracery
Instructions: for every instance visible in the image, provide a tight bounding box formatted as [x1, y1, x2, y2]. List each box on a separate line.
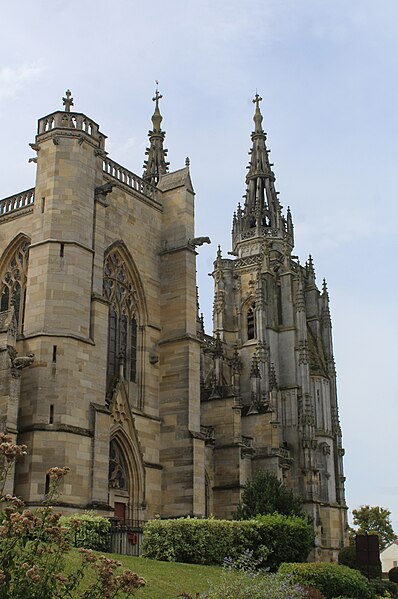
[0, 239, 29, 331]
[103, 250, 138, 385]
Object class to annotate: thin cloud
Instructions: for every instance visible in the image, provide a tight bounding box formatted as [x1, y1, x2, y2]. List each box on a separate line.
[0, 64, 46, 100]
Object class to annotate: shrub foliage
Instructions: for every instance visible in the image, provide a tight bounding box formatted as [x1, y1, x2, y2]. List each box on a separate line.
[278, 562, 374, 599]
[142, 514, 314, 569]
[369, 577, 398, 597]
[199, 570, 307, 599]
[236, 471, 304, 520]
[390, 566, 398, 584]
[59, 513, 111, 551]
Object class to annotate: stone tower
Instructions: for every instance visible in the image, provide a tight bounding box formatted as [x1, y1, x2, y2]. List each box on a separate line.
[200, 95, 347, 559]
[0, 90, 204, 521]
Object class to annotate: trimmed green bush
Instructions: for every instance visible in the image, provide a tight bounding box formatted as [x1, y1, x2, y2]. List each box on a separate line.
[390, 567, 398, 584]
[59, 513, 111, 551]
[142, 514, 314, 569]
[278, 562, 374, 599]
[369, 577, 398, 597]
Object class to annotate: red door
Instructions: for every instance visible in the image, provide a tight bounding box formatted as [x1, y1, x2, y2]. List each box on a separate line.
[114, 502, 126, 522]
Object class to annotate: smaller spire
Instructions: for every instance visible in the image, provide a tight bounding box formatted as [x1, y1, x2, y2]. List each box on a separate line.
[321, 278, 332, 327]
[322, 278, 329, 299]
[250, 353, 261, 378]
[143, 83, 170, 186]
[151, 84, 163, 132]
[306, 254, 316, 285]
[63, 89, 74, 112]
[286, 206, 294, 246]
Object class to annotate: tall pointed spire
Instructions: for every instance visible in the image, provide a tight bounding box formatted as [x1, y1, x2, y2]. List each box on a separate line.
[245, 94, 280, 225]
[232, 94, 292, 254]
[143, 84, 170, 186]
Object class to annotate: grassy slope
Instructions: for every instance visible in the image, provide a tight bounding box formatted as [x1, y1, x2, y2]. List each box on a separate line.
[66, 550, 224, 599]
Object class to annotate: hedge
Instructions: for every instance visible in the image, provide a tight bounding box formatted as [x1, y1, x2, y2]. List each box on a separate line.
[278, 562, 374, 599]
[142, 514, 314, 569]
[59, 513, 111, 551]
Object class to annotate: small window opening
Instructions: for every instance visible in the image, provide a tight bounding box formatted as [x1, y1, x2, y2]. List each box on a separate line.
[52, 345, 57, 363]
[60, 243, 64, 258]
[49, 404, 54, 424]
[41, 197, 45, 213]
[44, 473, 50, 496]
[247, 304, 256, 340]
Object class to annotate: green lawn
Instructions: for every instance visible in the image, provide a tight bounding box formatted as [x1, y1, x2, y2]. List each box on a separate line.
[65, 550, 225, 598]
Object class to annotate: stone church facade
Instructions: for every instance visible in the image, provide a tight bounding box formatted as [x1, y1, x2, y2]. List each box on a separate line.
[0, 90, 347, 559]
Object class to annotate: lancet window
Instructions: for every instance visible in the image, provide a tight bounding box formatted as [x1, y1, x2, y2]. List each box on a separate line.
[0, 240, 29, 332]
[247, 303, 256, 340]
[103, 251, 138, 385]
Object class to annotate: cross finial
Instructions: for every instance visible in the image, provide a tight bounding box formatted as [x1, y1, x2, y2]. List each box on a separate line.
[63, 89, 74, 112]
[253, 93, 262, 110]
[152, 81, 162, 108]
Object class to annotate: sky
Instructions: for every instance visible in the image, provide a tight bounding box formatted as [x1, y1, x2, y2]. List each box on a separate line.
[0, 0, 397, 530]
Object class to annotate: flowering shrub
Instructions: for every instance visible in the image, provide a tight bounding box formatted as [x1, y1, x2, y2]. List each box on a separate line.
[223, 548, 270, 573]
[278, 562, 374, 599]
[0, 433, 145, 598]
[199, 571, 307, 599]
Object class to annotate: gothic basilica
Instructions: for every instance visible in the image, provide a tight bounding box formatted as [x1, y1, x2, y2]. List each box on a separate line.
[0, 90, 347, 559]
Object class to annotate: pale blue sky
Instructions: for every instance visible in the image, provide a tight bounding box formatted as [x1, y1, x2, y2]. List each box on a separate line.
[0, 0, 397, 529]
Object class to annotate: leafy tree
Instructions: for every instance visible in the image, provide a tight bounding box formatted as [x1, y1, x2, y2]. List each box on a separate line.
[236, 471, 303, 520]
[352, 505, 397, 551]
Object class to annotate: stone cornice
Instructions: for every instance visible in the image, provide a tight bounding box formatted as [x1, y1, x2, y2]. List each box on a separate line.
[18, 423, 92, 437]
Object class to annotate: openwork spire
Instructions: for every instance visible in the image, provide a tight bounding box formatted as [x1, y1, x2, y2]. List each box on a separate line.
[232, 94, 294, 252]
[143, 85, 169, 186]
[245, 94, 279, 224]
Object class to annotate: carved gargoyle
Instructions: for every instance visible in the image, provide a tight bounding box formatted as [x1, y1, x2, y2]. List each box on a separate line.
[12, 353, 35, 369]
[7, 346, 35, 370]
[189, 236, 211, 247]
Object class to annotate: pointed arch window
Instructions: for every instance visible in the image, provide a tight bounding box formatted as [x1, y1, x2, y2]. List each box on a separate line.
[103, 251, 138, 386]
[0, 240, 29, 332]
[247, 303, 256, 340]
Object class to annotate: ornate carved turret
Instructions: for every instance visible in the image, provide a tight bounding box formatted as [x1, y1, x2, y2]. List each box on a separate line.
[143, 86, 169, 185]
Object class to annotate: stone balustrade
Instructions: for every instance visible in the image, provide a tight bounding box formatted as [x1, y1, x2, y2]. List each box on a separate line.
[0, 189, 35, 217]
[37, 111, 102, 141]
[102, 157, 156, 200]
